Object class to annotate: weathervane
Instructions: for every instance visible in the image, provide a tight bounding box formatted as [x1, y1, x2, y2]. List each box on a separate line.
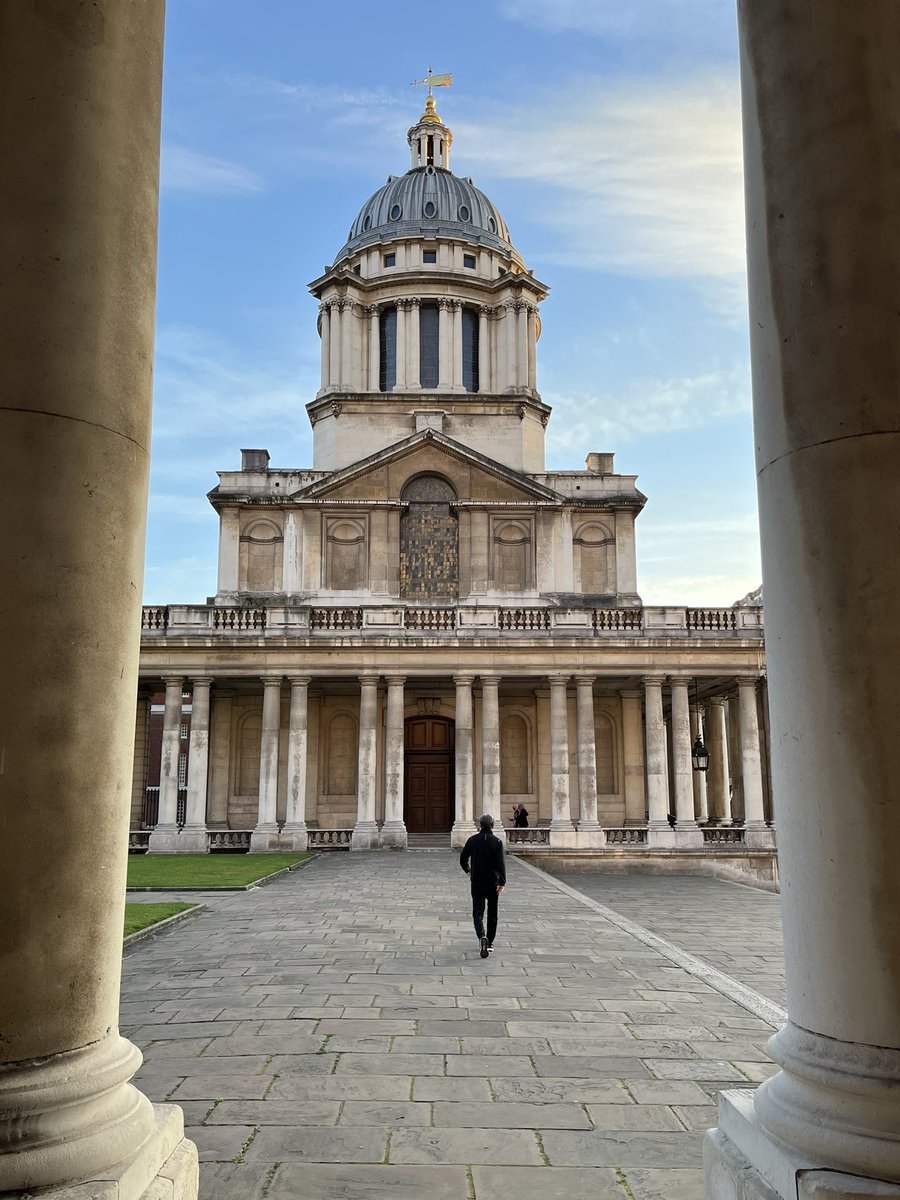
[411, 67, 453, 98]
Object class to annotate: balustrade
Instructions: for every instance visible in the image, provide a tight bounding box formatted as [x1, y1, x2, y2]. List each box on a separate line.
[702, 826, 747, 846]
[141, 606, 168, 631]
[307, 828, 352, 848]
[207, 830, 252, 851]
[498, 608, 551, 632]
[405, 607, 456, 632]
[593, 608, 642, 631]
[687, 607, 738, 632]
[310, 607, 362, 631]
[506, 827, 550, 845]
[213, 607, 266, 632]
[605, 826, 649, 845]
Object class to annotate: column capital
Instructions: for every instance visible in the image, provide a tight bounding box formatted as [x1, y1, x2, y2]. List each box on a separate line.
[162, 675, 184, 688]
[385, 675, 407, 687]
[736, 674, 761, 688]
[547, 673, 571, 687]
[574, 674, 595, 687]
[260, 674, 283, 687]
[642, 674, 665, 687]
[479, 674, 502, 687]
[358, 673, 380, 687]
[190, 676, 214, 688]
[288, 675, 311, 687]
[667, 674, 692, 687]
[453, 673, 475, 686]
[707, 695, 728, 708]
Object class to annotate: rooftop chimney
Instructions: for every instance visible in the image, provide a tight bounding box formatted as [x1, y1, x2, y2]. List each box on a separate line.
[241, 448, 270, 473]
[585, 452, 614, 474]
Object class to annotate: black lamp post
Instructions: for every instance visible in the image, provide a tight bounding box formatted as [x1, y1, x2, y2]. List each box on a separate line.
[691, 677, 710, 772]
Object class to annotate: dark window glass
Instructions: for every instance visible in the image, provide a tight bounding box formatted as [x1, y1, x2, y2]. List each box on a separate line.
[424, 201, 436, 218]
[419, 304, 439, 388]
[427, 135, 434, 166]
[462, 307, 479, 393]
[383, 253, 395, 267]
[389, 204, 402, 220]
[458, 205, 470, 221]
[379, 307, 397, 392]
[423, 249, 437, 263]
[463, 253, 476, 269]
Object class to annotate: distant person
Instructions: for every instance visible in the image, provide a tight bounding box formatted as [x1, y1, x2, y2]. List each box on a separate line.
[513, 804, 529, 828]
[459, 814, 506, 958]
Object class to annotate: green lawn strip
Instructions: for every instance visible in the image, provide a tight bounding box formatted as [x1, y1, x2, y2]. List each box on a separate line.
[124, 902, 195, 938]
[127, 853, 309, 890]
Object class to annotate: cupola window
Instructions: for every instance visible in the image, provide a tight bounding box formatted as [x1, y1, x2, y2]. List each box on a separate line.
[389, 204, 402, 220]
[426, 135, 435, 166]
[383, 252, 396, 268]
[379, 306, 397, 391]
[458, 204, 470, 222]
[463, 253, 476, 269]
[424, 201, 436, 218]
[488, 217, 497, 233]
[419, 303, 440, 388]
[461, 307, 479, 393]
[422, 249, 437, 263]
[363, 214, 371, 231]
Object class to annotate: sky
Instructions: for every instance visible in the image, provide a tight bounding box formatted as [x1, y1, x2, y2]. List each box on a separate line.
[146, 0, 761, 607]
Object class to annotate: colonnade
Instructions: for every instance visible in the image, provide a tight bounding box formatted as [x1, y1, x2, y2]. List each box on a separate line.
[140, 671, 772, 853]
[318, 296, 537, 395]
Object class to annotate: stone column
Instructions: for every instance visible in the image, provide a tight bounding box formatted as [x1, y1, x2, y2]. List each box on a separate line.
[340, 299, 353, 389]
[250, 677, 283, 851]
[368, 306, 380, 392]
[216, 506, 241, 595]
[319, 302, 331, 392]
[503, 302, 517, 392]
[147, 676, 185, 852]
[690, 703, 709, 824]
[621, 688, 647, 824]
[670, 676, 701, 846]
[281, 676, 310, 851]
[707, 8, 900, 1194]
[526, 304, 538, 390]
[644, 676, 675, 847]
[478, 306, 491, 392]
[726, 697, 745, 823]
[480, 676, 503, 831]
[0, 3, 197, 1194]
[406, 300, 420, 390]
[548, 674, 576, 845]
[395, 300, 407, 390]
[736, 677, 773, 848]
[575, 676, 605, 847]
[351, 675, 380, 850]
[438, 298, 452, 391]
[328, 300, 341, 389]
[381, 676, 408, 849]
[452, 674, 476, 848]
[705, 698, 732, 826]
[179, 678, 212, 854]
[517, 303, 529, 389]
[451, 300, 464, 390]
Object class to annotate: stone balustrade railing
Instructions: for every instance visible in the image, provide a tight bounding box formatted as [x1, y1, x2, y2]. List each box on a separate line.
[506, 827, 550, 845]
[605, 827, 649, 845]
[140, 603, 763, 640]
[208, 830, 252, 851]
[702, 826, 748, 845]
[129, 830, 150, 852]
[308, 828, 352, 848]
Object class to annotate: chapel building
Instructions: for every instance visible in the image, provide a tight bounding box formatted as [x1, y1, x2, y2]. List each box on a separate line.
[134, 95, 773, 867]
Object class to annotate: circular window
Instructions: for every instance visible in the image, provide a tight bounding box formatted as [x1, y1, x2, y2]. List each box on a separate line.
[458, 204, 470, 222]
[389, 203, 402, 220]
[424, 200, 436, 218]
[425, 165, 435, 176]
[363, 214, 371, 231]
[488, 217, 497, 233]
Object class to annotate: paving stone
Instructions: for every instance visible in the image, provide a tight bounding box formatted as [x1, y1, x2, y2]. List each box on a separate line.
[244, 1125, 389, 1162]
[267, 1074, 413, 1102]
[411, 1077, 493, 1102]
[447, 1054, 536, 1077]
[471, 1166, 625, 1200]
[433, 1101, 590, 1129]
[185, 1124, 255, 1162]
[170, 1074, 272, 1101]
[673, 1104, 718, 1131]
[267, 1163, 470, 1199]
[202, 1033, 324, 1056]
[643, 1059, 750, 1082]
[622, 1166, 705, 1199]
[340, 1101, 432, 1126]
[491, 1077, 631, 1104]
[338, 1053, 446, 1075]
[197, 1164, 271, 1200]
[533, 1055, 653, 1079]
[542, 1128, 704, 1167]
[390, 1127, 542, 1165]
[206, 1100, 341, 1125]
[585, 1103, 684, 1131]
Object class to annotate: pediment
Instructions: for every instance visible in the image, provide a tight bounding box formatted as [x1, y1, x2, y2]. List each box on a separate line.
[293, 430, 564, 504]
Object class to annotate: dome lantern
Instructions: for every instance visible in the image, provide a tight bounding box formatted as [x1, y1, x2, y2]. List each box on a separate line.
[408, 95, 453, 170]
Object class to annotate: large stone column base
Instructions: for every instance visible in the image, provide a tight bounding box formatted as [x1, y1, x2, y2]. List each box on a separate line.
[380, 821, 408, 850]
[146, 825, 191, 854]
[647, 823, 677, 848]
[249, 824, 281, 852]
[8, 1105, 197, 1200]
[576, 826, 607, 849]
[350, 821, 380, 851]
[277, 823, 309, 852]
[673, 824, 704, 849]
[744, 825, 776, 850]
[170, 827, 208, 854]
[705, 1091, 900, 1200]
[450, 821, 475, 849]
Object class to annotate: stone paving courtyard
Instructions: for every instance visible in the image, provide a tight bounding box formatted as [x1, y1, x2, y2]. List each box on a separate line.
[121, 853, 786, 1200]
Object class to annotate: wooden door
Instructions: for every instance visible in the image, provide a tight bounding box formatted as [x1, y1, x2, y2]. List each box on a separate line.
[405, 717, 455, 832]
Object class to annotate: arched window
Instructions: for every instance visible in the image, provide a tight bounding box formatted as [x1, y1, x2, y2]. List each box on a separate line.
[419, 303, 439, 388]
[379, 306, 397, 391]
[400, 475, 459, 601]
[462, 307, 479, 392]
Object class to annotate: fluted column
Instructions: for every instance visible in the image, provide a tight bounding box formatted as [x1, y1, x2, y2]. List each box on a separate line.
[351, 675, 380, 850]
[670, 676, 701, 846]
[548, 675, 575, 840]
[381, 676, 408, 849]
[451, 300, 463, 390]
[438, 298, 452, 390]
[478, 306, 491, 392]
[319, 303, 331, 393]
[281, 676, 310, 850]
[575, 676, 605, 846]
[451, 674, 476, 848]
[340, 299, 353, 389]
[328, 299, 341, 389]
[0, 3, 197, 1193]
[367, 306, 380, 392]
[406, 299, 420, 390]
[502, 302, 516, 392]
[179, 677, 212, 853]
[705, 698, 732, 826]
[621, 688, 647, 823]
[395, 300, 408, 390]
[517, 302, 529, 389]
[148, 676, 184, 851]
[526, 304, 538, 390]
[480, 675, 503, 828]
[644, 676, 675, 846]
[690, 703, 709, 823]
[737, 677, 772, 846]
[250, 676, 282, 851]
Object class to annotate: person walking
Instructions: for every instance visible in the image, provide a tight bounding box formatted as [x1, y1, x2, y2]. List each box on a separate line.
[460, 814, 506, 958]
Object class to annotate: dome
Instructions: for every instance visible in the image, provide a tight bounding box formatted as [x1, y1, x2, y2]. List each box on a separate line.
[334, 166, 522, 266]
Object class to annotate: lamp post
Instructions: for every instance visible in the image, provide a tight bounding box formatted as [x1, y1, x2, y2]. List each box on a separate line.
[691, 678, 710, 772]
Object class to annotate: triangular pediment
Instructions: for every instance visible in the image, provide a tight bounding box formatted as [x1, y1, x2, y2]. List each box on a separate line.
[293, 430, 563, 504]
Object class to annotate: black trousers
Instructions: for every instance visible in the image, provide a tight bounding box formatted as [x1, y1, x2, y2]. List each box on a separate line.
[472, 887, 499, 944]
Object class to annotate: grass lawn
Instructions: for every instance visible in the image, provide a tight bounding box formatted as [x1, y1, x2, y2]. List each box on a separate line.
[124, 902, 194, 938]
[127, 853, 309, 889]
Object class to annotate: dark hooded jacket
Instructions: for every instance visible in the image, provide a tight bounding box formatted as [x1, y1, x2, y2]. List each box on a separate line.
[460, 829, 506, 892]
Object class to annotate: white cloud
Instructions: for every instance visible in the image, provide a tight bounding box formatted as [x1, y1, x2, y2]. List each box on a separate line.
[638, 572, 761, 608]
[498, 0, 728, 41]
[543, 363, 750, 458]
[456, 72, 746, 306]
[161, 146, 264, 194]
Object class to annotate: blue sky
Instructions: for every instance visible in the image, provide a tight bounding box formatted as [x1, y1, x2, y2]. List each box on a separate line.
[147, 0, 760, 606]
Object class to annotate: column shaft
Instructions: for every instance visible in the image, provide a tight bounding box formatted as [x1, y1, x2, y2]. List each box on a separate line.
[395, 302, 407, 390]
[328, 301, 341, 387]
[526, 305, 538, 390]
[705, 699, 732, 825]
[575, 677, 601, 831]
[478, 307, 490, 392]
[368, 307, 380, 391]
[180, 677, 212, 853]
[319, 304, 331, 391]
[452, 675, 475, 847]
[351, 676, 380, 850]
[643, 677, 674, 845]
[282, 676, 310, 849]
[340, 300, 353, 389]
[382, 676, 407, 848]
[438, 300, 452, 390]
[154, 677, 184, 831]
[503, 304, 516, 391]
[621, 689, 647, 823]
[451, 301, 463, 390]
[480, 676, 502, 822]
[407, 302, 420, 390]
[738, 678, 770, 837]
[690, 704, 709, 823]
[549, 676, 574, 831]
[670, 677, 701, 846]
[517, 303, 529, 388]
[251, 677, 282, 849]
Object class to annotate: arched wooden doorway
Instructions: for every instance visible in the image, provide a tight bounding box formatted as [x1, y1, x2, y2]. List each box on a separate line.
[404, 716, 455, 832]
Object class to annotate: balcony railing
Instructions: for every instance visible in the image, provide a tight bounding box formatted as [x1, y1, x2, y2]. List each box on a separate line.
[141, 603, 763, 640]
[605, 827, 649, 846]
[507, 827, 550, 845]
[308, 828, 352, 849]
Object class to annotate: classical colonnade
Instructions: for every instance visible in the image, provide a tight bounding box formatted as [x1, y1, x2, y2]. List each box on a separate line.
[142, 671, 772, 853]
[318, 296, 538, 394]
